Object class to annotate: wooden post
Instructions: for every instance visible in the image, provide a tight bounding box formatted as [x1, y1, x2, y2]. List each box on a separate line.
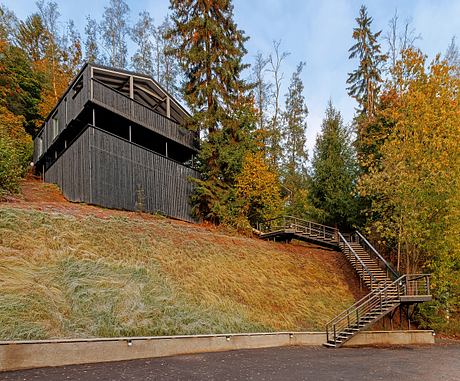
[129, 76, 134, 118]
[90, 67, 94, 100]
[129, 75, 134, 99]
[166, 96, 171, 119]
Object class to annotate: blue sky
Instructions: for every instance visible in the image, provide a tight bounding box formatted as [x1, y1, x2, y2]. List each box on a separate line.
[5, 0, 460, 153]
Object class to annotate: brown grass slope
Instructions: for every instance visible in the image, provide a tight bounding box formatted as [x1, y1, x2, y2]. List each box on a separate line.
[0, 180, 360, 340]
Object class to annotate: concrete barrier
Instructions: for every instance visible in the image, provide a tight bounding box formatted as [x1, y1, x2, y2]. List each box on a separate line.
[0, 330, 434, 372]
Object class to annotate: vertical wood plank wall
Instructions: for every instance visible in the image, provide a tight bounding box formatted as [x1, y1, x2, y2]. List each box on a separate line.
[33, 69, 90, 163]
[44, 126, 198, 222]
[44, 128, 91, 202]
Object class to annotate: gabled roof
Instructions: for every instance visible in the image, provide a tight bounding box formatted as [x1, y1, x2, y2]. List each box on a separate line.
[89, 63, 190, 126]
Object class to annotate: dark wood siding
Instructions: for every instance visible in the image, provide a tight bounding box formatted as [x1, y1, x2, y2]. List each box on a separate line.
[34, 68, 90, 163]
[92, 79, 198, 150]
[44, 125, 198, 222]
[44, 127, 91, 202]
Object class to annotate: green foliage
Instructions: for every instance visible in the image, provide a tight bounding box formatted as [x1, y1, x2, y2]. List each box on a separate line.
[309, 101, 359, 229]
[279, 62, 310, 218]
[0, 135, 22, 197]
[168, 0, 257, 225]
[347, 5, 386, 118]
[0, 42, 43, 135]
[281, 62, 308, 176]
[358, 49, 460, 330]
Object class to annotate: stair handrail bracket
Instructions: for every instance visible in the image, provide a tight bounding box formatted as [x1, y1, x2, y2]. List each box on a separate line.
[355, 231, 400, 281]
[325, 273, 431, 347]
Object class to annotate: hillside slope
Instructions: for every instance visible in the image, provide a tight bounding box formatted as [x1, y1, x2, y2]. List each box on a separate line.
[0, 180, 361, 340]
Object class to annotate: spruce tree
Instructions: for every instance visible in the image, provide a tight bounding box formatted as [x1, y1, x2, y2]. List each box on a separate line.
[280, 62, 309, 216]
[309, 101, 359, 228]
[347, 5, 386, 118]
[348, 5, 387, 176]
[168, 0, 255, 224]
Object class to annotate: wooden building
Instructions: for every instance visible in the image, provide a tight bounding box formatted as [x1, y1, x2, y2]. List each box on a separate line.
[33, 63, 200, 222]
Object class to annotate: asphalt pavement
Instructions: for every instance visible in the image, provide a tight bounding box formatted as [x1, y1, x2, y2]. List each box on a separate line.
[2, 344, 459, 381]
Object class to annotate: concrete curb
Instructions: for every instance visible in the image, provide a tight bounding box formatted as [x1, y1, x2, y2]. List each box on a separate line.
[0, 330, 434, 372]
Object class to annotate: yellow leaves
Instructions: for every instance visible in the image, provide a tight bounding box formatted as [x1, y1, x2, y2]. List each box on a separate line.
[235, 151, 283, 222]
[360, 48, 460, 274]
[0, 107, 30, 146]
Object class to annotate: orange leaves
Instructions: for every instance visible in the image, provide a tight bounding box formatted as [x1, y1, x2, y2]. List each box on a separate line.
[235, 151, 283, 224]
[359, 47, 460, 275]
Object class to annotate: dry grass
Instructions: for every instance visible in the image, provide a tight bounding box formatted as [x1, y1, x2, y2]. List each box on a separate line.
[0, 207, 359, 340]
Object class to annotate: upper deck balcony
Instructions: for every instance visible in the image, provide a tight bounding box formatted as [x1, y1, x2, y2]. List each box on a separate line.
[34, 63, 199, 164]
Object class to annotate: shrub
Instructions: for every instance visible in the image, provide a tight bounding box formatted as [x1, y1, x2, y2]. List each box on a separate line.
[0, 135, 22, 197]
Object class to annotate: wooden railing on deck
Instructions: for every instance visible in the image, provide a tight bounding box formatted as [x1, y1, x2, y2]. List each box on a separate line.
[91, 79, 198, 150]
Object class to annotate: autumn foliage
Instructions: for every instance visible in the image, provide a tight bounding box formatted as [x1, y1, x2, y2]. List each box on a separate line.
[358, 49, 460, 332]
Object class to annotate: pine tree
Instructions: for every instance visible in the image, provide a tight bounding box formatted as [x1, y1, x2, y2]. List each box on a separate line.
[347, 5, 386, 118]
[168, 0, 256, 224]
[84, 16, 99, 63]
[280, 62, 309, 217]
[309, 101, 359, 228]
[100, 0, 130, 69]
[131, 11, 155, 76]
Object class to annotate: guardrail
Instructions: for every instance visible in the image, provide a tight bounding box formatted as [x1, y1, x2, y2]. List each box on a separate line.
[91, 79, 199, 150]
[258, 216, 338, 242]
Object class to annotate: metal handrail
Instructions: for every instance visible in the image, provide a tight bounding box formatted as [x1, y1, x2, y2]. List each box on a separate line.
[326, 275, 404, 344]
[325, 273, 431, 344]
[355, 231, 400, 280]
[326, 278, 394, 324]
[259, 216, 336, 232]
[338, 232, 378, 287]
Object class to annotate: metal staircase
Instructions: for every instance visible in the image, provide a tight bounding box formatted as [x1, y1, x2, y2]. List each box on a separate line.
[258, 217, 432, 348]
